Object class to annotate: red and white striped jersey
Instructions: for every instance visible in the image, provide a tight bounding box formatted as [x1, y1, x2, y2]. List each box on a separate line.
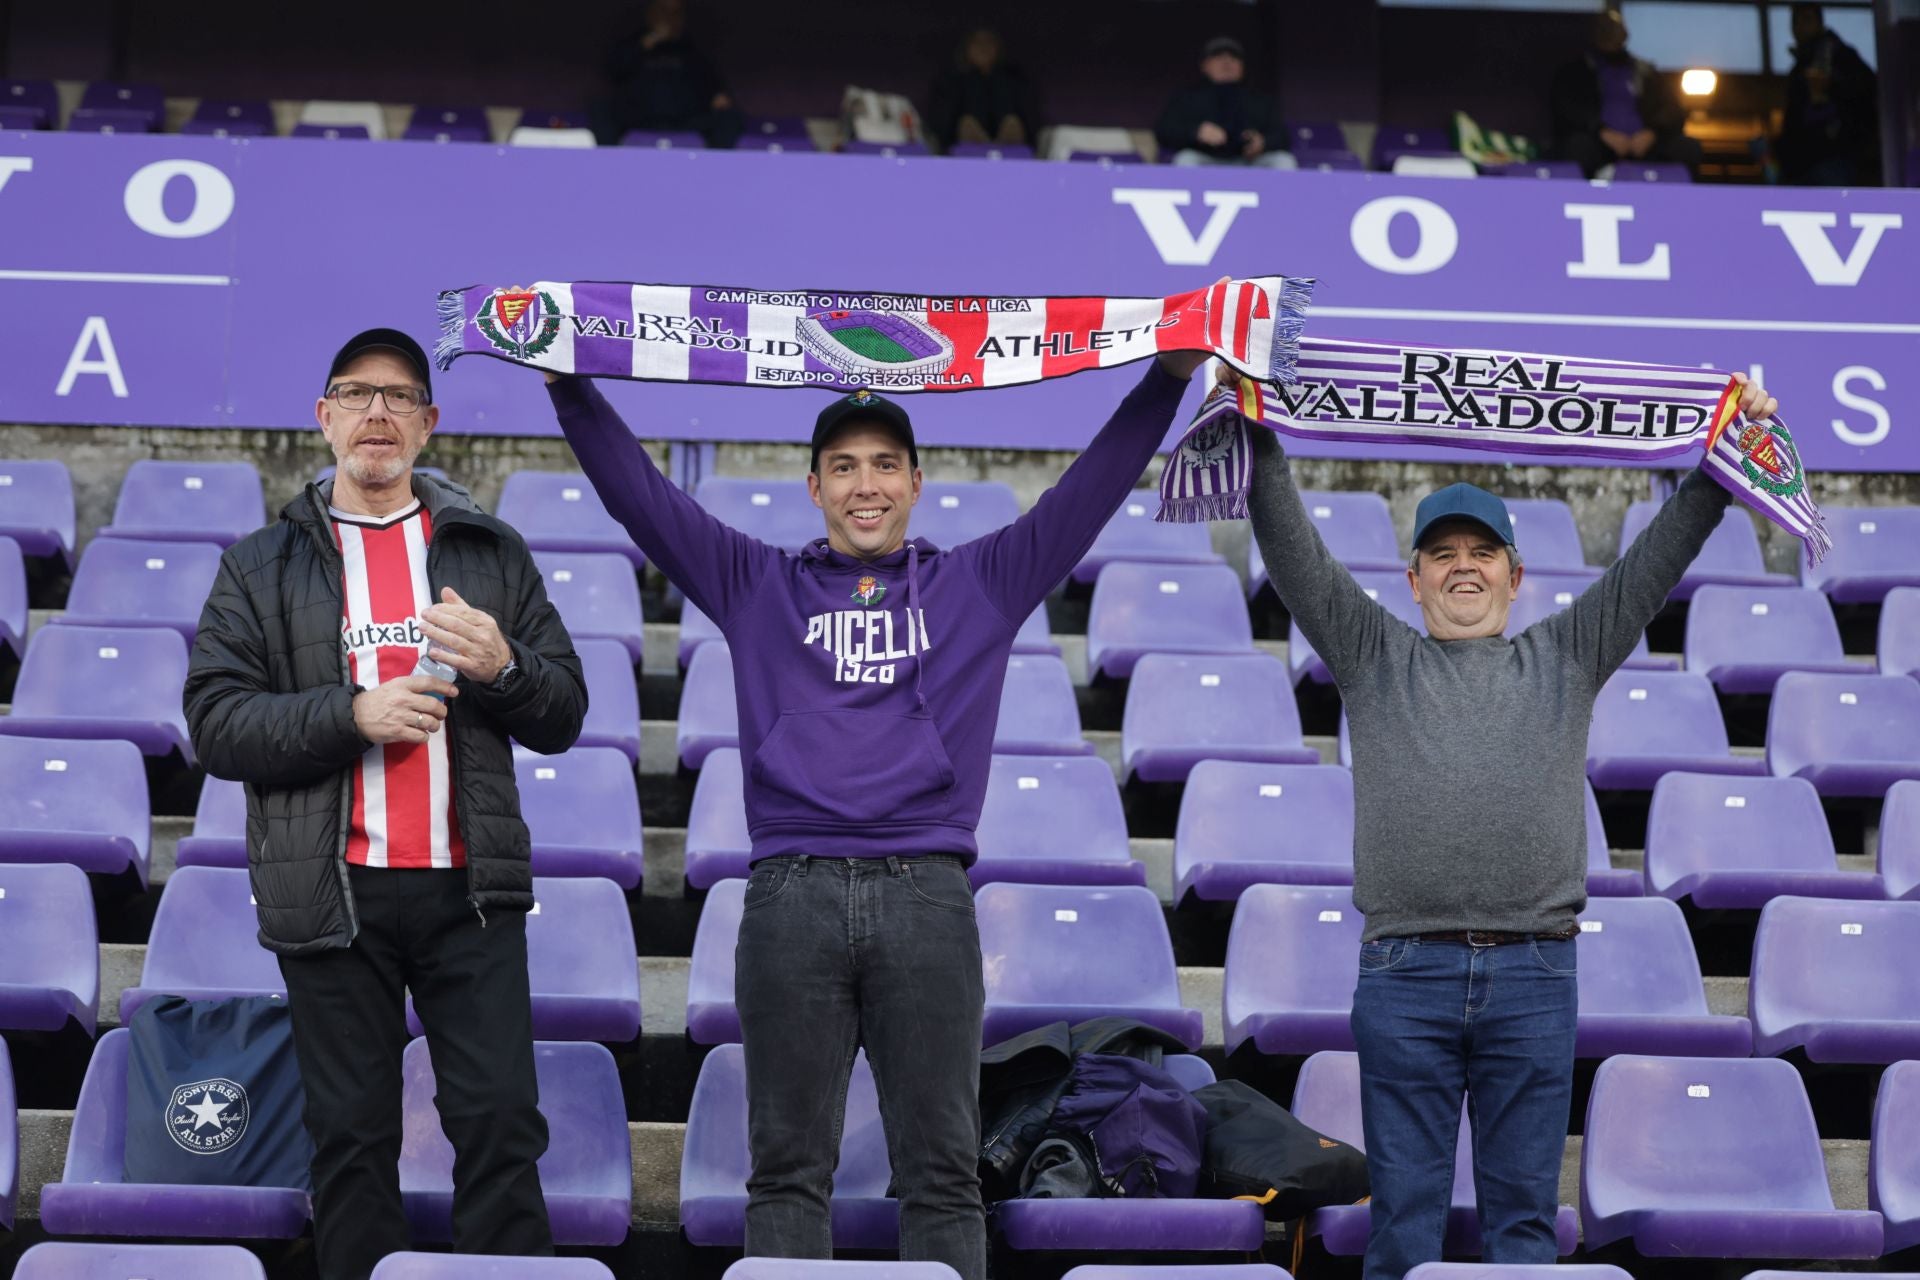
[333, 499, 466, 870]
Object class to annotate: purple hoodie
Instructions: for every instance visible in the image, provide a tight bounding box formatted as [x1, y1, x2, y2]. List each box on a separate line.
[548, 364, 1189, 862]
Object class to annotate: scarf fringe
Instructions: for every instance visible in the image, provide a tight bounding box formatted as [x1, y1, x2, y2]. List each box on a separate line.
[1268, 276, 1315, 386]
[434, 288, 469, 373]
[1155, 491, 1248, 524]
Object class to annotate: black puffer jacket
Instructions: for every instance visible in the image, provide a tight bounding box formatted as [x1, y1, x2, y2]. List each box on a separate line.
[183, 475, 586, 956]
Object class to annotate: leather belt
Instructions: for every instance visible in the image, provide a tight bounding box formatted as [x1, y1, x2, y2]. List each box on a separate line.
[1410, 925, 1580, 946]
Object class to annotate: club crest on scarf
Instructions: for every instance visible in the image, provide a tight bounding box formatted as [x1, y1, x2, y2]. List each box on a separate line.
[1734, 419, 1805, 497]
[851, 575, 887, 606]
[476, 288, 562, 360]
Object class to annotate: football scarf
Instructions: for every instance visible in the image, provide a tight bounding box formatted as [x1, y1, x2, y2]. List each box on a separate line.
[436, 278, 1313, 389]
[1158, 337, 1830, 565]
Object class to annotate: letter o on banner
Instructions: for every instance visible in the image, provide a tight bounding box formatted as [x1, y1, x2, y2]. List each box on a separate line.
[124, 160, 236, 239]
[1350, 196, 1459, 275]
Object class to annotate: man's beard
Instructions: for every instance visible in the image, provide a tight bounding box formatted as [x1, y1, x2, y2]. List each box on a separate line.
[336, 446, 416, 488]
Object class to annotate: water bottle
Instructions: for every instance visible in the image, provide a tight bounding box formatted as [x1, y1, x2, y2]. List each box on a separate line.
[413, 646, 459, 700]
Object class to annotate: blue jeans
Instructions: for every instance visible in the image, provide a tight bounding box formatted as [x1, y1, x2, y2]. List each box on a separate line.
[1349, 935, 1577, 1280]
[735, 854, 986, 1280]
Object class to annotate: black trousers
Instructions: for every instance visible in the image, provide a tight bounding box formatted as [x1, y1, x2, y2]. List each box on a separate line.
[277, 865, 552, 1280]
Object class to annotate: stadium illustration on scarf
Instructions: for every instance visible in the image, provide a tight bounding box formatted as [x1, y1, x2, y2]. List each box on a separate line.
[436, 276, 1828, 564]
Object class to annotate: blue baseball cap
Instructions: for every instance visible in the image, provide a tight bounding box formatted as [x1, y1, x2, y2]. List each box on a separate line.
[1411, 482, 1516, 550]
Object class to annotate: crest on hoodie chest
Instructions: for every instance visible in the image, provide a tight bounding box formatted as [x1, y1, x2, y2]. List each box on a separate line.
[801, 587, 934, 687]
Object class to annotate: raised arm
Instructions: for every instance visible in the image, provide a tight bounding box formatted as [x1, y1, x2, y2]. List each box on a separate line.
[962, 357, 1194, 624]
[1247, 428, 1401, 684]
[547, 376, 776, 627]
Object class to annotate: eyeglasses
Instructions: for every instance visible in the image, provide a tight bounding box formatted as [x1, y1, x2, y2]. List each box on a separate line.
[327, 382, 430, 414]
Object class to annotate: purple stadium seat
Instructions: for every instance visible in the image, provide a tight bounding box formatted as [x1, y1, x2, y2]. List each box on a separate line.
[67, 108, 152, 134]
[1684, 586, 1856, 693]
[1511, 572, 1671, 670]
[947, 142, 1034, 160]
[410, 104, 486, 131]
[1501, 498, 1598, 576]
[685, 748, 750, 890]
[1871, 1060, 1920, 1254]
[1013, 605, 1057, 655]
[678, 599, 722, 667]
[1585, 670, 1761, 790]
[1580, 1054, 1883, 1258]
[1250, 490, 1402, 602]
[120, 867, 283, 1022]
[1881, 588, 1920, 680]
[1882, 780, 1920, 901]
[571, 637, 640, 763]
[176, 774, 246, 868]
[1584, 779, 1640, 897]
[1750, 896, 1920, 1062]
[499, 471, 647, 569]
[1060, 1268, 1290, 1280]
[99, 460, 264, 548]
[1645, 773, 1878, 907]
[977, 882, 1202, 1048]
[994, 1056, 1266, 1253]
[1176, 762, 1353, 902]
[375, 1255, 613, 1279]
[1769, 672, 1920, 796]
[1618, 499, 1791, 600]
[0, 862, 97, 1033]
[1222, 884, 1362, 1057]
[843, 139, 930, 157]
[1289, 121, 1344, 151]
[1573, 896, 1752, 1057]
[191, 99, 273, 130]
[408, 876, 640, 1042]
[1294, 148, 1365, 171]
[1, 79, 57, 126]
[516, 747, 644, 888]
[0, 106, 42, 130]
[78, 81, 162, 125]
[1071, 496, 1219, 584]
[57, 537, 223, 642]
[1121, 653, 1318, 784]
[1289, 571, 1423, 686]
[736, 135, 815, 153]
[678, 641, 739, 769]
[1614, 161, 1692, 183]
[1291, 1051, 1579, 1257]
[620, 129, 702, 148]
[973, 754, 1142, 888]
[0, 736, 150, 881]
[1067, 151, 1143, 165]
[686, 877, 745, 1044]
[40, 1028, 310, 1236]
[0, 459, 76, 566]
[180, 118, 270, 137]
[1087, 562, 1254, 680]
[0, 538, 26, 661]
[681, 1042, 897, 1247]
[0, 1039, 12, 1228]
[1372, 125, 1454, 168]
[533, 551, 645, 664]
[15, 1243, 271, 1279]
[914, 480, 1020, 548]
[994, 654, 1090, 756]
[1487, 160, 1587, 179]
[1802, 507, 1920, 603]
[745, 114, 808, 137]
[400, 1038, 631, 1245]
[0, 625, 194, 761]
[694, 477, 821, 550]
[402, 123, 488, 143]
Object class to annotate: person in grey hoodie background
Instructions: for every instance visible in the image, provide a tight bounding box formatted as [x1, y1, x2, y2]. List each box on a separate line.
[541, 337, 1211, 1279]
[1244, 362, 1780, 1280]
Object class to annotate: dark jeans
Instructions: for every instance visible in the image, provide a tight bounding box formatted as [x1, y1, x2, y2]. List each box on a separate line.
[735, 854, 986, 1280]
[278, 866, 552, 1280]
[1348, 935, 1578, 1280]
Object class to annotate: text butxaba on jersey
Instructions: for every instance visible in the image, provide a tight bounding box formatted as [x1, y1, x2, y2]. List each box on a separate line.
[801, 608, 934, 685]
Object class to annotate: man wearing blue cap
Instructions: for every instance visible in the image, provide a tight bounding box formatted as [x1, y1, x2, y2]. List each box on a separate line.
[1246, 371, 1777, 1280]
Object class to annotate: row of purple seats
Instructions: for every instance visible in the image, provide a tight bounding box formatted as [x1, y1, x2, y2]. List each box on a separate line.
[8, 1244, 618, 1279]
[0, 625, 194, 762]
[688, 880, 1199, 1049]
[0, 458, 259, 559]
[40, 1033, 630, 1244]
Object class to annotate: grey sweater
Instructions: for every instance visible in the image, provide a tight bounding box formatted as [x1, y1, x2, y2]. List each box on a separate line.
[1248, 430, 1731, 941]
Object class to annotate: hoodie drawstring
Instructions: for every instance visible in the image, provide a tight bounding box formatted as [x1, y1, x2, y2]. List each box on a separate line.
[906, 542, 929, 712]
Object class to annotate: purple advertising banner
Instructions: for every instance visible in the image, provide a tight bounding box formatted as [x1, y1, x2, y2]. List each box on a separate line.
[0, 131, 1913, 471]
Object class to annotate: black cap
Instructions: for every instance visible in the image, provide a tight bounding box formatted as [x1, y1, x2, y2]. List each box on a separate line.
[327, 327, 433, 401]
[810, 388, 918, 471]
[1202, 36, 1245, 60]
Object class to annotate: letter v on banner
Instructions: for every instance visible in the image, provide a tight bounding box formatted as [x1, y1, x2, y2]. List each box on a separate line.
[1759, 211, 1903, 286]
[1112, 189, 1259, 266]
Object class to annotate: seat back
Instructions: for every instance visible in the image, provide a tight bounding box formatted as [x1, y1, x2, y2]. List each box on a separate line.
[1177, 762, 1353, 873]
[1088, 562, 1253, 675]
[1587, 670, 1734, 763]
[1870, 1060, 1920, 1240]
[0, 862, 98, 1029]
[141, 866, 282, 995]
[64, 538, 223, 632]
[1295, 490, 1401, 569]
[1685, 586, 1844, 680]
[994, 654, 1083, 754]
[0, 735, 149, 871]
[1077, 496, 1215, 576]
[976, 883, 1183, 1017]
[976, 755, 1129, 866]
[1881, 780, 1920, 900]
[296, 99, 387, 138]
[1803, 507, 1920, 601]
[526, 876, 639, 1007]
[0, 459, 76, 560]
[572, 637, 640, 756]
[1881, 588, 1920, 679]
[1645, 774, 1836, 891]
[497, 472, 630, 552]
[1122, 653, 1307, 764]
[1574, 897, 1712, 1017]
[1768, 672, 1920, 779]
[15, 1243, 270, 1279]
[693, 477, 821, 550]
[109, 460, 263, 544]
[678, 642, 741, 766]
[1502, 498, 1590, 573]
[1225, 885, 1364, 1024]
[1753, 897, 1920, 1026]
[533, 552, 644, 645]
[516, 748, 643, 855]
[912, 481, 1019, 548]
[685, 879, 745, 1044]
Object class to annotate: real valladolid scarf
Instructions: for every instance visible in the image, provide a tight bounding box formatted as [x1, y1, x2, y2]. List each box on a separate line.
[436, 277, 1828, 563]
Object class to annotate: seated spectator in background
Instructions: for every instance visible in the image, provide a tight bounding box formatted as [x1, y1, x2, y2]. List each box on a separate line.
[928, 28, 1037, 150]
[590, 0, 743, 148]
[1778, 2, 1880, 186]
[1550, 11, 1700, 177]
[1155, 36, 1289, 168]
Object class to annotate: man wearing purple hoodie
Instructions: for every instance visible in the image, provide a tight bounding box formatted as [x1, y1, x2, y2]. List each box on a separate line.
[544, 345, 1206, 1278]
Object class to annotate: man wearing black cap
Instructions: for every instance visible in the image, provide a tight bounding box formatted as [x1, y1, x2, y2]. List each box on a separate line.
[1155, 36, 1290, 167]
[184, 329, 587, 1280]
[541, 343, 1210, 1279]
[1245, 370, 1778, 1280]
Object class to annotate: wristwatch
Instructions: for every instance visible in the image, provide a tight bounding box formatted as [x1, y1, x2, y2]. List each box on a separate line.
[487, 657, 522, 695]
